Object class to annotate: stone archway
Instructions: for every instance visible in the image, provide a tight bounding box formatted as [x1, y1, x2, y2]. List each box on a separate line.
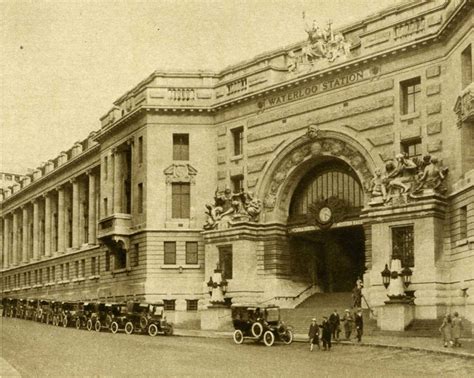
[257, 126, 377, 223]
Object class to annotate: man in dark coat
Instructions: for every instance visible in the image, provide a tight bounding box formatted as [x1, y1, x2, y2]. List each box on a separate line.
[320, 316, 332, 351]
[308, 318, 320, 351]
[354, 309, 363, 342]
[329, 309, 341, 341]
[342, 309, 354, 340]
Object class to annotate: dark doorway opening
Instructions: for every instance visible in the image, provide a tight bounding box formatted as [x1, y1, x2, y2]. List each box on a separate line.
[290, 226, 365, 292]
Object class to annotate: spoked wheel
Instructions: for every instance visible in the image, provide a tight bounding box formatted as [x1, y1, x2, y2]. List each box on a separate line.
[94, 320, 102, 332]
[164, 325, 174, 336]
[282, 329, 293, 345]
[251, 322, 263, 338]
[110, 322, 119, 334]
[263, 331, 275, 347]
[125, 321, 134, 335]
[233, 330, 244, 344]
[86, 319, 93, 331]
[75, 318, 81, 330]
[148, 324, 158, 337]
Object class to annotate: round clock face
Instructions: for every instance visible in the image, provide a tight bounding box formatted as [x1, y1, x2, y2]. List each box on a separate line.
[318, 206, 332, 223]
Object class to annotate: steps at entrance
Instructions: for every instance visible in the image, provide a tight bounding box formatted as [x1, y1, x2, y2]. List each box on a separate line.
[280, 292, 377, 335]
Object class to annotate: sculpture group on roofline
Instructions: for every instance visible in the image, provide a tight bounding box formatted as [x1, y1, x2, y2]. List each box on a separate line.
[369, 153, 449, 205]
[287, 12, 351, 73]
[204, 187, 262, 230]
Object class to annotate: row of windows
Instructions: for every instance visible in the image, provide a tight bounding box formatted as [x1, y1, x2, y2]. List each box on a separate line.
[163, 241, 198, 265]
[163, 299, 199, 312]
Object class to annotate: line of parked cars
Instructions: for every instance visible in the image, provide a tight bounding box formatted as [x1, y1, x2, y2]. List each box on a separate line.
[1, 297, 174, 337]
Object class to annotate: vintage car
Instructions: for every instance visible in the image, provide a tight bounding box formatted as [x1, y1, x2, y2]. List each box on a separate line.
[24, 299, 38, 320]
[59, 301, 81, 328]
[15, 299, 26, 319]
[123, 301, 173, 337]
[74, 302, 95, 330]
[107, 303, 129, 334]
[86, 302, 113, 332]
[37, 300, 55, 324]
[51, 301, 63, 326]
[231, 304, 293, 347]
[2, 298, 16, 318]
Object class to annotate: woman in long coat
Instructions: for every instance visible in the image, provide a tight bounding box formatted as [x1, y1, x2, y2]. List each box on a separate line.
[439, 314, 453, 347]
[451, 312, 463, 347]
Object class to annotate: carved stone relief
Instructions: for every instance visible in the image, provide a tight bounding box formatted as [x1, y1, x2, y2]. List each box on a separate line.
[163, 163, 198, 184]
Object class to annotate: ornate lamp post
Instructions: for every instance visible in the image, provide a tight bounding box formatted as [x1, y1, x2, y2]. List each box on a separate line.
[206, 263, 228, 305]
[380, 259, 413, 302]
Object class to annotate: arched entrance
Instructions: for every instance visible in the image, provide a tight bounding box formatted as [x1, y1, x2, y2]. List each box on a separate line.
[287, 158, 365, 292]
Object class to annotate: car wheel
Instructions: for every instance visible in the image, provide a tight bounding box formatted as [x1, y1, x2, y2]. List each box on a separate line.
[148, 324, 158, 337]
[125, 321, 134, 335]
[251, 322, 263, 338]
[233, 330, 244, 344]
[263, 331, 275, 347]
[282, 329, 293, 345]
[139, 316, 148, 330]
[63, 316, 68, 328]
[110, 322, 119, 334]
[164, 324, 174, 336]
[95, 320, 101, 332]
[86, 319, 93, 331]
[75, 318, 81, 330]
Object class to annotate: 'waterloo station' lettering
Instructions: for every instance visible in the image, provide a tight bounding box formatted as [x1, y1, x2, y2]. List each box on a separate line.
[265, 70, 365, 108]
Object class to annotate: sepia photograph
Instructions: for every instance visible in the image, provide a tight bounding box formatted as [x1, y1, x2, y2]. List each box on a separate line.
[1, 0, 473, 376]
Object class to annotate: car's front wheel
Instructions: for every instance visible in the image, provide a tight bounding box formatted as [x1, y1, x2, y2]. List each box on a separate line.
[282, 329, 293, 345]
[110, 321, 119, 334]
[75, 318, 81, 330]
[263, 330, 275, 347]
[148, 323, 158, 337]
[86, 319, 93, 331]
[125, 321, 134, 335]
[164, 324, 174, 336]
[233, 330, 244, 344]
[251, 322, 263, 338]
[95, 320, 102, 332]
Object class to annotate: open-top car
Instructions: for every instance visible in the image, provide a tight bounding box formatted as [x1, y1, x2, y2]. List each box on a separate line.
[231, 304, 293, 347]
[123, 301, 173, 336]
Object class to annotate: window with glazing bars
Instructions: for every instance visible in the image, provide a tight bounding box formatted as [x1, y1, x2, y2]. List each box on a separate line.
[392, 226, 414, 267]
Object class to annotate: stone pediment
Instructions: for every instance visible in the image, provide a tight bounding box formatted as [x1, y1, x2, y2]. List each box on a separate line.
[164, 163, 198, 184]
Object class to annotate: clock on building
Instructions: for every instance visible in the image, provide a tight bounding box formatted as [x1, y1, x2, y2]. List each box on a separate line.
[318, 206, 332, 224]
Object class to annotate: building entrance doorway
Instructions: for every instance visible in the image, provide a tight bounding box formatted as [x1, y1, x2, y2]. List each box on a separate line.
[289, 226, 365, 292]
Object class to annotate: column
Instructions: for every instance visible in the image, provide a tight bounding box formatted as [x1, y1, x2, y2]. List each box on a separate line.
[12, 211, 18, 265]
[44, 193, 51, 257]
[3, 216, 10, 268]
[32, 199, 40, 260]
[71, 178, 79, 248]
[113, 149, 122, 214]
[88, 172, 97, 244]
[22, 206, 28, 263]
[57, 187, 65, 254]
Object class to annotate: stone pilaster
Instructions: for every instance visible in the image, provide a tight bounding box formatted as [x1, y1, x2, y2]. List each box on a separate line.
[57, 186, 65, 254]
[44, 193, 51, 257]
[21, 206, 28, 263]
[71, 178, 79, 248]
[88, 171, 97, 244]
[12, 211, 18, 265]
[3, 216, 10, 268]
[113, 149, 122, 214]
[32, 199, 39, 260]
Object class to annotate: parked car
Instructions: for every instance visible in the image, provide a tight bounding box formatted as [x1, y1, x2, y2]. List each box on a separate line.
[86, 302, 109, 332]
[15, 299, 26, 319]
[37, 299, 54, 324]
[59, 301, 81, 328]
[3, 298, 16, 317]
[108, 303, 129, 334]
[51, 301, 63, 326]
[123, 301, 173, 336]
[231, 304, 293, 347]
[75, 302, 95, 330]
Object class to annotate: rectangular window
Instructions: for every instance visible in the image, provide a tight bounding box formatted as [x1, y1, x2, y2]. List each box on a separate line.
[53, 213, 58, 251]
[400, 77, 421, 115]
[115, 248, 127, 270]
[186, 242, 198, 265]
[163, 299, 176, 311]
[91, 256, 96, 276]
[103, 198, 108, 217]
[460, 206, 468, 240]
[219, 245, 233, 279]
[75, 261, 79, 278]
[66, 262, 70, 280]
[164, 242, 176, 265]
[173, 134, 189, 160]
[401, 138, 422, 159]
[138, 183, 143, 213]
[232, 127, 244, 156]
[39, 269, 42, 284]
[81, 259, 85, 277]
[392, 226, 414, 267]
[105, 251, 110, 271]
[104, 156, 108, 180]
[46, 267, 50, 282]
[60, 264, 64, 281]
[97, 256, 101, 275]
[462, 44, 472, 89]
[52, 266, 55, 282]
[23, 272, 27, 287]
[132, 244, 139, 267]
[138, 136, 143, 164]
[186, 299, 198, 311]
[35, 270, 38, 285]
[231, 175, 244, 193]
[172, 183, 190, 218]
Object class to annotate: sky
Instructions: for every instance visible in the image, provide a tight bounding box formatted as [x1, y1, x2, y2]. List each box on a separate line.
[1, 0, 402, 174]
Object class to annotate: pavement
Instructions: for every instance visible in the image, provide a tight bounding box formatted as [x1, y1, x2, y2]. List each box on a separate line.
[173, 329, 474, 359]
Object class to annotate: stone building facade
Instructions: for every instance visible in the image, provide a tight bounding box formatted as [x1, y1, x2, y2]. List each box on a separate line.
[1, 0, 473, 326]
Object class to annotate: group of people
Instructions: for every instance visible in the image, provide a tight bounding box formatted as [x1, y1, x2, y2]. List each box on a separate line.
[439, 312, 463, 347]
[308, 308, 364, 351]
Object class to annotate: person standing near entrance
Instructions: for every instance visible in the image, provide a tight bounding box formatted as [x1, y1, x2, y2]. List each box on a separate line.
[439, 313, 453, 347]
[308, 318, 320, 351]
[452, 312, 463, 347]
[354, 309, 363, 342]
[329, 309, 341, 341]
[320, 316, 332, 351]
[342, 309, 354, 340]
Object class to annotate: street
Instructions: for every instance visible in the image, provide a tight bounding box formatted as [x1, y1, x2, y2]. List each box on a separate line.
[1, 318, 473, 377]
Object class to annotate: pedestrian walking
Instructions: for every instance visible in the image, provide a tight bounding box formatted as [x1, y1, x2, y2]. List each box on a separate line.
[352, 283, 362, 309]
[308, 318, 320, 351]
[320, 316, 332, 351]
[342, 309, 353, 340]
[354, 309, 363, 342]
[439, 314, 453, 347]
[452, 312, 463, 347]
[329, 309, 341, 341]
